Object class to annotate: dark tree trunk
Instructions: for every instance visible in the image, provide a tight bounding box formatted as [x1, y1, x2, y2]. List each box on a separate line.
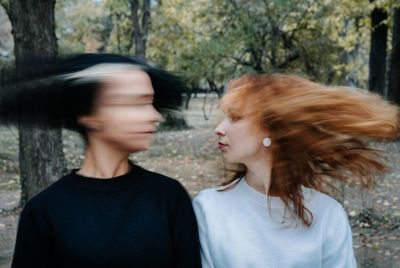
[130, 0, 150, 59]
[207, 79, 223, 98]
[185, 86, 196, 110]
[368, 5, 388, 96]
[388, 8, 400, 105]
[342, 18, 363, 88]
[5, 0, 65, 205]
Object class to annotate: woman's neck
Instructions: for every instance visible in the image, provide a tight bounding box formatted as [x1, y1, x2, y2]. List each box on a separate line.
[78, 142, 131, 179]
[243, 153, 274, 195]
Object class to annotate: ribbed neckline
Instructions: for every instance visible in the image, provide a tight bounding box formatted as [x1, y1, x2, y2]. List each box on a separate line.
[236, 178, 282, 208]
[236, 177, 313, 209]
[63, 164, 144, 192]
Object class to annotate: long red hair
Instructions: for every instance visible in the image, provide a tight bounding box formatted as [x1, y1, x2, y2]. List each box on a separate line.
[219, 74, 400, 226]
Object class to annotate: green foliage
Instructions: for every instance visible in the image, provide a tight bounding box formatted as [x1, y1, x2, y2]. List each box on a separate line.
[51, 0, 400, 90]
[103, 0, 133, 54]
[148, 0, 236, 88]
[56, 0, 112, 54]
[148, 0, 374, 86]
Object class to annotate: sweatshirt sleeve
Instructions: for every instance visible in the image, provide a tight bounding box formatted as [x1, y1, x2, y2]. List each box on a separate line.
[322, 203, 357, 268]
[170, 182, 202, 268]
[193, 193, 216, 268]
[11, 200, 54, 268]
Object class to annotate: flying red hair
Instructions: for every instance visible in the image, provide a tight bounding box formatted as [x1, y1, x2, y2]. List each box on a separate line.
[219, 73, 400, 226]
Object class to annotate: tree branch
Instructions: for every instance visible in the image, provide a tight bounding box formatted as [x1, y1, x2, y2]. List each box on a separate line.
[277, 51, 300, 69]
[232, 48, 251, 64]
[130, 0, 141, 36]
[232, 56, 252, 67]
[142, 0, 151, 34]
[302, 50, 318, 78]
[288, 0, 315, 40]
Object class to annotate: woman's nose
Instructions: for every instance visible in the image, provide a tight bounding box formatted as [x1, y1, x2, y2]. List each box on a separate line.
[150, 106, 163, 123]
[214, 124, 225, 137]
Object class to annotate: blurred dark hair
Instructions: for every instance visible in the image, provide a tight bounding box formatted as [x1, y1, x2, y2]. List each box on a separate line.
[0, 53, 185, 138]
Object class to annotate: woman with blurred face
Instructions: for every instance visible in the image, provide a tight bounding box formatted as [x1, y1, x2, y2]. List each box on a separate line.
[193, 74, 400, 268]
[77, 67, 162, 174]
[2, 54, 201, 268]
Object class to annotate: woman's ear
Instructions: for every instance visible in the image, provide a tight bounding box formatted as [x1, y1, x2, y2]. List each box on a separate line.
[77, 115, 101, 131]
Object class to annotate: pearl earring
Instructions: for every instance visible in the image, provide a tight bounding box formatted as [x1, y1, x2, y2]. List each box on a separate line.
[263, 137, 271, 147]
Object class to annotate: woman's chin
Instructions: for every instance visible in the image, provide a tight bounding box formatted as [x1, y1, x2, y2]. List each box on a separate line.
[123, 142, 153, 154]
[222, 156, 238, 164]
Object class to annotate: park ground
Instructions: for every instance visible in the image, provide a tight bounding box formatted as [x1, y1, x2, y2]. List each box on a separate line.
[0, 97, 399, 268]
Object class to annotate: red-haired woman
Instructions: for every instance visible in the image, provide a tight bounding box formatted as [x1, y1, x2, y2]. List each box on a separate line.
[193, 74, 399, 268]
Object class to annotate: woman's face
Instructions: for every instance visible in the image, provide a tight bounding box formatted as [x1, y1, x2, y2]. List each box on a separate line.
[79, 69, 162, 153]
[214, 115, 269, 165]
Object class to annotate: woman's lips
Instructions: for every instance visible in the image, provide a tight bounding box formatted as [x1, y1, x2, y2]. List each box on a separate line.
[218, 142, 228, 150]
[127, 130, 157, 135]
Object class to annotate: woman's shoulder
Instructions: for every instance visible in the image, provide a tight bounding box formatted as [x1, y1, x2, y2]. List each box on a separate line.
[195, 185, 224, 198]
[304, 188, 348, 221]
[20, 174, 71, 213]
[193, 185, 230, 209]
[305, 188, 343, 208]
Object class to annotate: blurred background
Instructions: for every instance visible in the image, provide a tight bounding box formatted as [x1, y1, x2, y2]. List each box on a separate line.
[0, 0, 399, 267]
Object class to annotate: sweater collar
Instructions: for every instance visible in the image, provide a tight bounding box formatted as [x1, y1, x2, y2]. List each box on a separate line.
[237, 178, 313, 227]
[236, 177, 282, 208]
[237, 177, 314, 208]
[64, 164, 144, 192]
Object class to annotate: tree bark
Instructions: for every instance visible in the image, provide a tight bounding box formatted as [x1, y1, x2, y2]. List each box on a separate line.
[368, 5, 388, 96]
[341, 17, 363, 88]
[388, 8, 400, 105]
[6, 0, 65, 205]
[130, 0, 150, 59]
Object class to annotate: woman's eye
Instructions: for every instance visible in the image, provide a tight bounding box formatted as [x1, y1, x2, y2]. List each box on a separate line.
[109, 102, 152, 107]
[132, 103, 148, 106]
[229, 115, 241, 122]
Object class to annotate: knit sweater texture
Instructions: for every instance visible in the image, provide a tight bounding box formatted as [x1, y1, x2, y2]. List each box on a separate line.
[12, 165, 201, 268]
[193, 178, 356, 268]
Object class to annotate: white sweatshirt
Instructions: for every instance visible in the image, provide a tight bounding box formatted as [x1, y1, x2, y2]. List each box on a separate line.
[193, 178, 357, 268]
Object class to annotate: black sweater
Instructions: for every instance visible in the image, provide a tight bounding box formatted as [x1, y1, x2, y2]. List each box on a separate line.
[11, 165, 201, 268]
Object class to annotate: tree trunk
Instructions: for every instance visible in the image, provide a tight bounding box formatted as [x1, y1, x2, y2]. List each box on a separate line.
[368, 5, 388, 96]
[130, 0, 150, 59]
[388, 8, 400, 105]
[342, 17, 363, 88]
[6, 0, 65, 205]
